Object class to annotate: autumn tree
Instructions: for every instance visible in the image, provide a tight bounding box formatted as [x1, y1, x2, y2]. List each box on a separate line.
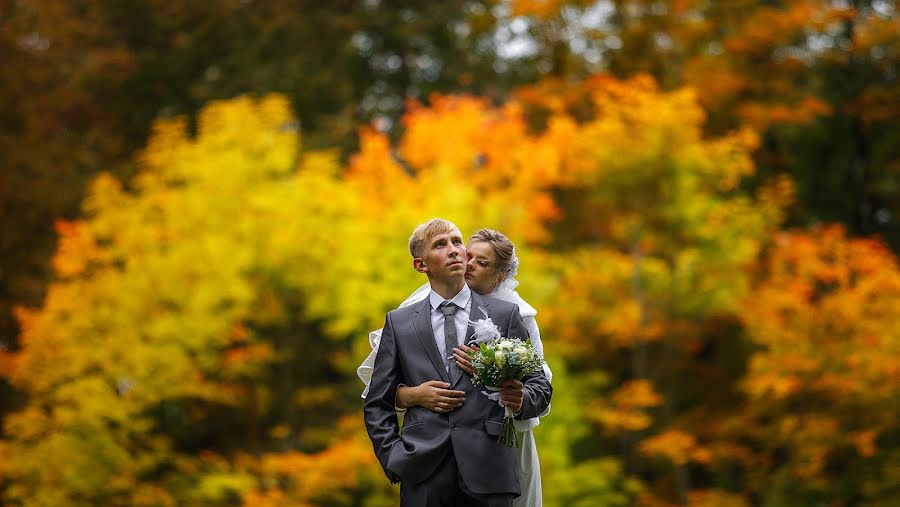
[507, 0, 900, 249]
[526, 74, 791, 504]
[5, 53, 899, 506]
[727, 225, 900, 505]
[0, 88, 635, 505]
[0, 0, 522, 415]
[0, 96, 394, 506]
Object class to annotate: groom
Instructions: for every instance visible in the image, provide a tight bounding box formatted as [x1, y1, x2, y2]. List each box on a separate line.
[364, 218, 552, 506]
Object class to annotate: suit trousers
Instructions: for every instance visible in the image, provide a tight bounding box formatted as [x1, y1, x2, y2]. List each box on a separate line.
[400, 445, 515, 507]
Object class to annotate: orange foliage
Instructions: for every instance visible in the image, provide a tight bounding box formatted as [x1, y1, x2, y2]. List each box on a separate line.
[852, 12, 900, 51]
[685, 490, 750, 507]
[848, 430, 877, 458]
[51, 219, 111, 278]
[0, 349, 13, 379]
[399, 94, 563, 193]
[722, 3, 824, 55]
[737, 97, 833, 131]
[591, 380, 663, 433]
[240, 416, 389, 506]
[377, 93, 564, 244]
[735, 224, 900, 491]
[346, 127, 414, 203]
[682, 57, 747, 108]
[511, 0, 581, 19]
[639, 430, 711, 466]
[743, 224, 900, 403]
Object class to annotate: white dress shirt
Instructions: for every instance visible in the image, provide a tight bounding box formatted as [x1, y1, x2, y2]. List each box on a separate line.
[428, 285, 472, 369]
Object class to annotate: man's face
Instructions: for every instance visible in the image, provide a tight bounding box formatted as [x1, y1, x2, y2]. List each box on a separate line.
[418, 228, 467, 283]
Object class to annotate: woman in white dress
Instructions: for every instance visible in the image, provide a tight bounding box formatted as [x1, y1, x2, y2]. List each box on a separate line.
[358, 228, 551, 507]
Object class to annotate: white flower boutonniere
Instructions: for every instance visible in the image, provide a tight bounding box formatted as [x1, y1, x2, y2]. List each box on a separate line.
[467, 308, 501, 346]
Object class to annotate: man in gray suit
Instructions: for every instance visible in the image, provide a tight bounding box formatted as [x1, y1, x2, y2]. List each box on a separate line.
[364, 218, 553, 506]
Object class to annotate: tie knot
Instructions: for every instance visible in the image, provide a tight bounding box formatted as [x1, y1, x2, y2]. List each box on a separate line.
[440, 301, 458, 317]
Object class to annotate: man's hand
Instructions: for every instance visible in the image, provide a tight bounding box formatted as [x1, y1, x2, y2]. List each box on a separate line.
[453, 344, 478, 375]
[499, 378, 524, 413]
[399, 380, 465, 413]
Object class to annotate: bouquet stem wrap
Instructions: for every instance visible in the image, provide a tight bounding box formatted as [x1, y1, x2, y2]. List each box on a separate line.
[484, 387, 519, 448]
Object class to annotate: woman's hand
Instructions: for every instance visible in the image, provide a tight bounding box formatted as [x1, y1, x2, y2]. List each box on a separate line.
[398, 380, 465, 413]
[499, 378, 524, 413]
[453, 344, 478, 375]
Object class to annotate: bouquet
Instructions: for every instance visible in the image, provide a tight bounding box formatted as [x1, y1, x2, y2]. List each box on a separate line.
[468, 316, 545, 447]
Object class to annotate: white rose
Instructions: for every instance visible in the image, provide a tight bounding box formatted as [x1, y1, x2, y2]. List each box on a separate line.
[498, 340, 514, 351]
[514, 345, 529, 356]
[495, 350, 507, 367]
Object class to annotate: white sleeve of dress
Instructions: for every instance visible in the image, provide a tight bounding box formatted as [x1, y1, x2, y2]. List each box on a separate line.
[357, 282, 431, 398]
[523, 315, 551, 420]
[524, 315, 551, 383]
[356, 328, 383, 399]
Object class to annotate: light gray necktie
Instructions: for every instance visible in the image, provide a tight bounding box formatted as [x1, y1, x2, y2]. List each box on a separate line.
[440, 301, 459, 379]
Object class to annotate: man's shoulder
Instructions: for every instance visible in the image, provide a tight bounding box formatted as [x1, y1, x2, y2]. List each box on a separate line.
[386, 300, 424, 320]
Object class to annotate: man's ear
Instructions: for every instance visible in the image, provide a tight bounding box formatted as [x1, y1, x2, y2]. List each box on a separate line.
[413, 258, 428, 273]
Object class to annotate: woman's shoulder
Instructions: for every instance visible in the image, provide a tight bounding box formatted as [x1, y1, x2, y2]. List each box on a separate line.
[485, 287, 537, 318]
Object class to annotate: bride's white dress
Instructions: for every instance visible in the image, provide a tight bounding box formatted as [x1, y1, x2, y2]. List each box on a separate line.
[357, 279, 551, 507]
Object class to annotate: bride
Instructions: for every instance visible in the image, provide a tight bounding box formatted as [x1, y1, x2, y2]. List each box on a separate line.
[358, 228, 552, 507]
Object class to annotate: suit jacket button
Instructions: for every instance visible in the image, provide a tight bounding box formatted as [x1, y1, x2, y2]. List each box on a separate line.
[451, 424, 458, 430]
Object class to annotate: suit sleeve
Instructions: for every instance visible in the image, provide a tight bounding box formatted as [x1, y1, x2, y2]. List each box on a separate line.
[507, 306, 553, 420]
[362, 312, 403, 483]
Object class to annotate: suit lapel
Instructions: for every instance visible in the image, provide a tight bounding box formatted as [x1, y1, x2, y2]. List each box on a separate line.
[412, 298, 450, 383]
[453, 292, 490, 386]
[464, 292, 488, 346]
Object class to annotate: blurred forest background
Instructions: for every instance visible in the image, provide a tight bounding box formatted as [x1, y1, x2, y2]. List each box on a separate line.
[1, 0, 899, 505]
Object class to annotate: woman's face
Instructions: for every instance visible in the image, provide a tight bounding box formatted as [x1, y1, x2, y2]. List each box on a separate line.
[465, 240, 502, 295]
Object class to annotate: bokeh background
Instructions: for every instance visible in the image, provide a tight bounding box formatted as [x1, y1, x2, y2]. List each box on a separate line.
[2, 1, 899, 505]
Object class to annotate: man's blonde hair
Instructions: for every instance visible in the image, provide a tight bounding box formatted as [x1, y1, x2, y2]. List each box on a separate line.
[409, 218, 458, 258]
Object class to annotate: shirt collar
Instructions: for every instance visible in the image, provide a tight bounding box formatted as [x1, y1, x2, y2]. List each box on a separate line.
[429, 284, 471, 311]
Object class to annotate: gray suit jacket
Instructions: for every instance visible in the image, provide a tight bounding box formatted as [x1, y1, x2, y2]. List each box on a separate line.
[363, 292, 553, 495]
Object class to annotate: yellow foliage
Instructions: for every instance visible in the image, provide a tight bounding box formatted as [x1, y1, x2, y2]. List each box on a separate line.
[3, 95, 314, 506]
[537, 75, 788, 359]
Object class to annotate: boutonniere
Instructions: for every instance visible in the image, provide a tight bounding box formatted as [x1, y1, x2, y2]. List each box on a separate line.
[467, 308, 501, 346]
